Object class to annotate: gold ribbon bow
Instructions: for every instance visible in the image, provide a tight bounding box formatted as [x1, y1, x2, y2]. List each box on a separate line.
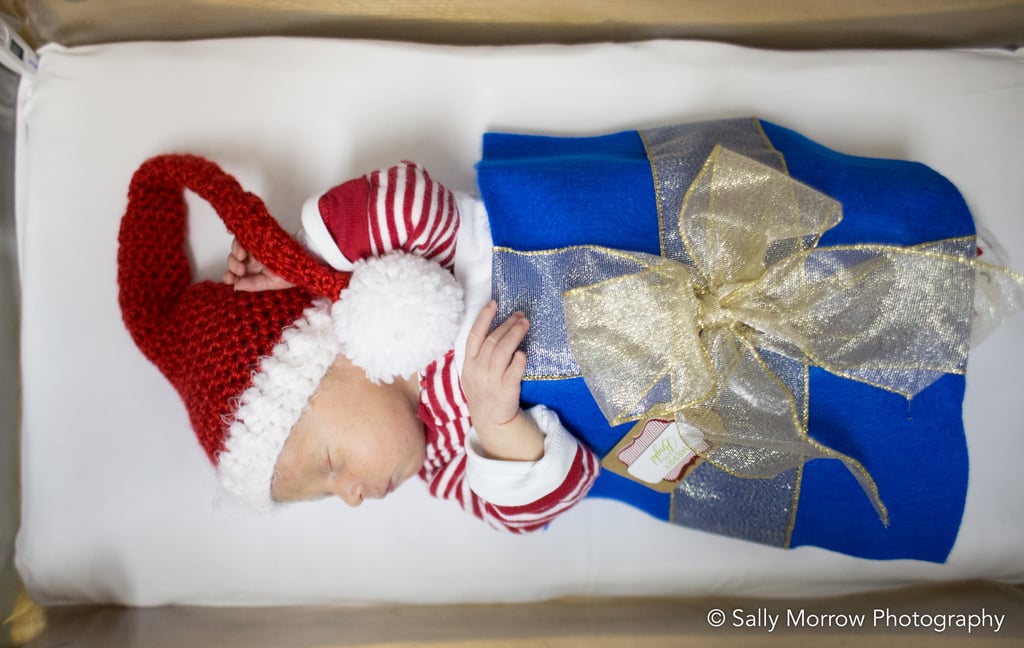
[563, 146, 1023, 524]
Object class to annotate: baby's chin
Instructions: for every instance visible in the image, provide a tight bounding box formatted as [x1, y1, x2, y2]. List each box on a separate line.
[406, 452, 427, 482]
[398, 448, 427, 486]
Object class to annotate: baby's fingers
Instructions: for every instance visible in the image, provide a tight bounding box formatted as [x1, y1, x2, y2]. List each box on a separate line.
[230, 237, 249, 262]
[225, 252, 248, 278]
[465, 301, 498, 359]
[503, 349, 528, 389]
[465, 302, 530, 374]
[487, 314, 529, 372]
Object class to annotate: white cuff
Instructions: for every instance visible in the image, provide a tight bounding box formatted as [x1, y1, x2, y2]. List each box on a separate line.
[465, 405, 579, 507]
[299, 193, 356, 271]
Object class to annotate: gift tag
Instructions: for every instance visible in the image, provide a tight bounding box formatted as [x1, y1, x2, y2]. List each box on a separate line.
[602, 417, 711, 493]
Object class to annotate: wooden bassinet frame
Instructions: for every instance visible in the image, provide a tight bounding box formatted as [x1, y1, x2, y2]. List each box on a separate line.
[2, 2, 1023, 646]
[5, 0, 1024, 50]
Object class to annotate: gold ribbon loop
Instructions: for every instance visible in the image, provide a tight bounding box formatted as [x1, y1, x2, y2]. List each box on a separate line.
[562, 146, 1024, 523]
[563, 257, 714, 424]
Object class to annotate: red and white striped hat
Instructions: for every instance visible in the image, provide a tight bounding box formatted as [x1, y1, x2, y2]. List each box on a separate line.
[118, 154, 462, 509]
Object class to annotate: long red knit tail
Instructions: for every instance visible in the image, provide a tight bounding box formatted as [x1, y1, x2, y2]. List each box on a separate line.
[117, 154, 349, 352]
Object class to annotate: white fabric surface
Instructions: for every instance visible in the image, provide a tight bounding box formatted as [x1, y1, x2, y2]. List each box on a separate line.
[14, 37, 1024, 607]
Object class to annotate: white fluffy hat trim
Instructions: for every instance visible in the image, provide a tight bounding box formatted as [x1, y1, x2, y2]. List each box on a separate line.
[333, 252, 465, 384]
[216, 299, 341, 510]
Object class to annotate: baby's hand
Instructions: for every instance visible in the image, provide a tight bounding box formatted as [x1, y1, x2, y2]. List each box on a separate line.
[462, 301, 544, 461]
[222, 238, 295, 292]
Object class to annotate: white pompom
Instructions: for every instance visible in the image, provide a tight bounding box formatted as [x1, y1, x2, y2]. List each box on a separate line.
[332, 252, 465, 383]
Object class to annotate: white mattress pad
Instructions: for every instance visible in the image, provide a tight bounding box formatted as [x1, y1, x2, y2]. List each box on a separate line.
[14, 37, 1024, 606]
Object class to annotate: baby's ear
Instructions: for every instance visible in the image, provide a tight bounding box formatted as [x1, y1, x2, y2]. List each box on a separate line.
[332, 252, 464, 384]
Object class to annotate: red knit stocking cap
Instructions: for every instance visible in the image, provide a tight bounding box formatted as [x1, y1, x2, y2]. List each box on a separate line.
[119, 154, 465, 508]
[118, 154, 351, 507]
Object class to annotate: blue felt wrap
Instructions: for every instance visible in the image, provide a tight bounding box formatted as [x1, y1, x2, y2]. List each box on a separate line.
[476, 118, 971, 562]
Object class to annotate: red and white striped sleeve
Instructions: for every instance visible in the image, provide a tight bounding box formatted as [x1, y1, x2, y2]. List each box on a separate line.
[299, 161, 459, 270]
[418, 352, 601, 534]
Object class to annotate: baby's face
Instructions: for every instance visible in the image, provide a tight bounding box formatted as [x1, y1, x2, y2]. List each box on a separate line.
[271, 355, 426, 506]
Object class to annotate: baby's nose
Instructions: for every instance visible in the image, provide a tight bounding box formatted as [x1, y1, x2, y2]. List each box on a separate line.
[339, 491, 363, 507]
[335, 482, 364, 507]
